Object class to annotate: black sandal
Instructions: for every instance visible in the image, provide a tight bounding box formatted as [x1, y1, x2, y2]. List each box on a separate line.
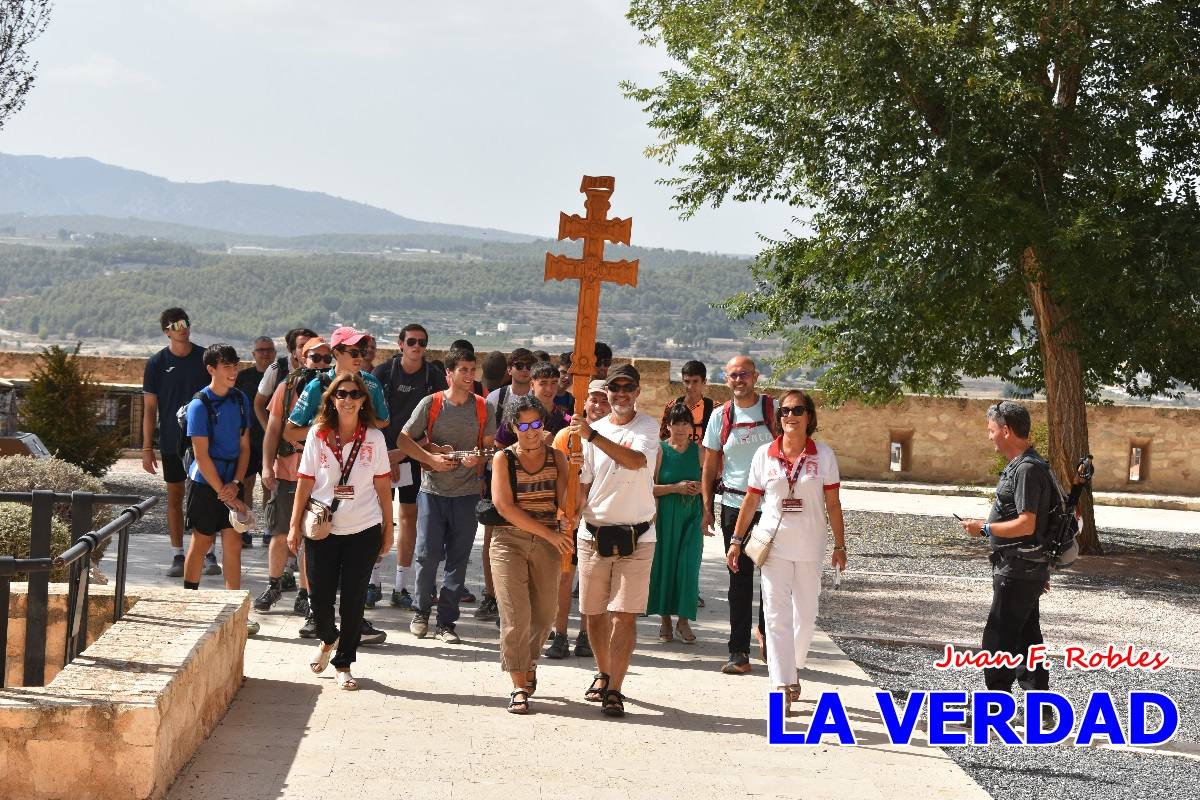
[508, 688, 530, 715]
[524, 668, 537, 697]
[601, 688, 625, 717]
[585, 671, 610, 703]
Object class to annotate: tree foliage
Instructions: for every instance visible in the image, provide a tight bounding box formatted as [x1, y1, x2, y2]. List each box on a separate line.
[21, 343, 123, 476]
[626, 1, 1200, 403]
[0, 0, 52, 132]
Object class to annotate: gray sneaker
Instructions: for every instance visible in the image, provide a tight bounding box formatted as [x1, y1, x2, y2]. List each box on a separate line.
[545, 632, 570, 659]
[574, 631, 593, 658]
[410, 612, 430, 639]
[167, 553, 185, 577]
[203, 552, 222, 576]
[434, 625, 461, 644]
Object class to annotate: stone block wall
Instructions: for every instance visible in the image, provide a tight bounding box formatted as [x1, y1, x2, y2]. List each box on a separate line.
[3, 583, 129, 687]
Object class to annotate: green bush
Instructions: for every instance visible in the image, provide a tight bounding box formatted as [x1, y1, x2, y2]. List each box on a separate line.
[0, 502, 71, 581]
[0, 455, 113, 529]
[20, 343, 123, 476]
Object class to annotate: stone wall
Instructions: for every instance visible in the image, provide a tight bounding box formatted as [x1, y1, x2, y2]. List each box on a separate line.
[0, 586, 249, 799]
[2, 348, 1196, 495]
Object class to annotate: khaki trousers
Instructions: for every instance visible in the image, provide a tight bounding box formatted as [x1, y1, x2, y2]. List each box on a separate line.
[489, 528, 561, 672]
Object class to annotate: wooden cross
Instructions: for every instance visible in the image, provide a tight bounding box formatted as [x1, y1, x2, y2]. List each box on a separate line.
[544, 175, 639, 567]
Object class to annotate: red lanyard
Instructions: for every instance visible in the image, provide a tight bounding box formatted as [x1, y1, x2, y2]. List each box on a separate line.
[330, 424, 366, 477]
[776, 453, 807, 498]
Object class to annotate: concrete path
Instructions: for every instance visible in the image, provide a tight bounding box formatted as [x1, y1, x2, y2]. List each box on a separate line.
[118, 522, 992, 800]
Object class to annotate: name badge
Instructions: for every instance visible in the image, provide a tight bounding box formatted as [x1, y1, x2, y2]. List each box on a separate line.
[334, 485, 355, 502]
[781, 498, 804, 513]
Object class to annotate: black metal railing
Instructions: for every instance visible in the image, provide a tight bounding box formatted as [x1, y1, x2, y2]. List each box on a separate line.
[0, 490, 157, 687]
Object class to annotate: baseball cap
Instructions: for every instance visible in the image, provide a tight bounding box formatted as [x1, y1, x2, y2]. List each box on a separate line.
[606, 364, 640, 386]
[587, 379, 608, 396]
[330, 326, 368, 349]
[228, 508, 256, 533]
[301, 337, 329, 355]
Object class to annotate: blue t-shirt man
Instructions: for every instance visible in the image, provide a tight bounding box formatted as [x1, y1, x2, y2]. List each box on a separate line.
[185, 387, 248, 485]
[703, 398, 776, 508]
[287, 368, 389, 428]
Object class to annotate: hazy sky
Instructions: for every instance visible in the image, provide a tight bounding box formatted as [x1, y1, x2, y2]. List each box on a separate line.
[2, 1, 806, 253]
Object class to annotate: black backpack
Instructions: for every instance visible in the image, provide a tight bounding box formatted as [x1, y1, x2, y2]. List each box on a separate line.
[384, 356, 439, 409]
[1008, 454, 1081, 569]
[175, 389, 249, 471]
[276, 367, 331, 456]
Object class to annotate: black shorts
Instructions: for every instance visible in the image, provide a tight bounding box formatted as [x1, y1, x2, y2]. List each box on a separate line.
[185, 480, 233, 536]
[395, 461, 421, 505]
[161, 451, 187, 484]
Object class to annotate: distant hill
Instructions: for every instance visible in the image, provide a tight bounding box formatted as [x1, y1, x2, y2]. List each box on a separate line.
[0, 153, 537, 241]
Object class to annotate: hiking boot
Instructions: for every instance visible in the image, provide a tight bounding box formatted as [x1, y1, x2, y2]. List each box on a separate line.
[390, 588, 413, 610]
[574, 631, 593, 658]
[167, 554, 185, 577]
[722, 652, 752, 675]
[247, 620, 260, 636]
[293, 589, 310, 616]
[360, 619, 387, 646]
[474, 593, 499, 621]
[280, 570, 297, 592]
[242, 532, 253, 548]
[203, 552, 222, 576]
[261, 533, 271, 548]
[410, 612, 430, 639]
[299, 611, 318, 639]
[254, 582, 282, 612]
[545, 632, 570, 659]
[434, 624, 461, 644]
[364, 583, 382, 609]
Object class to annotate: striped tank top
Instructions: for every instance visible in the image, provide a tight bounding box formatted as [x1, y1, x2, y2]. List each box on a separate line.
[497, 444, 559, 532]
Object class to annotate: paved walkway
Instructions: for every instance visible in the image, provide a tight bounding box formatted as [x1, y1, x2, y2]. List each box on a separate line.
[114, 490, 1196, 799]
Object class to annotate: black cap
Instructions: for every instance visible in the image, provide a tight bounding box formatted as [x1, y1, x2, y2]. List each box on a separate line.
[606, 364, 640, 385]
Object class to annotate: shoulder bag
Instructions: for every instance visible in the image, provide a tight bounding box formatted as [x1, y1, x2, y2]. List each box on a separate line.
[743, 516, 782, 567]
[303, 428, 365, 541]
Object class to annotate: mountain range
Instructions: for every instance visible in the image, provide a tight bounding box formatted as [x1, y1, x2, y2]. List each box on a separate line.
[0, 153, 536, 242]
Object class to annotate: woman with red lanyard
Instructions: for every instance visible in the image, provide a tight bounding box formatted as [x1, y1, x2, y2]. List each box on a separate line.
[289, 372, 393, 690]
[727, 389, 846, 713]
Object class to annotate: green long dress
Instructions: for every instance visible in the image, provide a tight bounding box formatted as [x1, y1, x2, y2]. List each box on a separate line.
[647, 440, 703, 619]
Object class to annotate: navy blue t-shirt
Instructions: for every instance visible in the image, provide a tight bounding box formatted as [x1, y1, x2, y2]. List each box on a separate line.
[143, 345, 209, 452]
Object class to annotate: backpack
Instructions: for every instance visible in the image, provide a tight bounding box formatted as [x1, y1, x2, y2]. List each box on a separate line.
[718, 393, 777, 447]
[176, 389, 249, 471]
[428, 390, 489, 450]
[384, 356, 439, 409]
[1006, 454, 1081, 569]
[276, 367, 330, 457]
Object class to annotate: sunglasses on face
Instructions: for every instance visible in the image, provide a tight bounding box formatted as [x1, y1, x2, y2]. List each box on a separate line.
[779, 406, 808, 417]
[514, 419, 545, 432]
[405, 337, 428, 347]
[307, 352, 333, 364]
[725, 370, 752, 381]
[607, 382, 637, 394]
[163, 319, 190, 332]
[333, 389, 365, 400]
[337, 347, 365, 359]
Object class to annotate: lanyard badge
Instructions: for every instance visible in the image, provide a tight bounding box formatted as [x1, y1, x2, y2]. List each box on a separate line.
[779, 453, 806, 512]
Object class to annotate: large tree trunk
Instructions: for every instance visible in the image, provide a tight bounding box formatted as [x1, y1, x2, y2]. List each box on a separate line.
[1022, 245, 1102, 555]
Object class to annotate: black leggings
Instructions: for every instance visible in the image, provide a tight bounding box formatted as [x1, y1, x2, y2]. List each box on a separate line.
[305, 525, 382, 670]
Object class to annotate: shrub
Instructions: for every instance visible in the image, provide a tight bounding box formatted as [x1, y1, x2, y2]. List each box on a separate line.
[0, 455, 113, 528]
[0, 502, 71, 581]
[20, 343, 123, 476]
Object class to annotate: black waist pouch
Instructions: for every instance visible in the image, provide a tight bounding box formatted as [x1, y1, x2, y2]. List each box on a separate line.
[590, 521, 651, 558]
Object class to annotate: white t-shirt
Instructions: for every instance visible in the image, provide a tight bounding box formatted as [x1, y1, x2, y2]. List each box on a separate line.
[745, 437, 840, 562]
[579, 411, 660, 543]
[297, 425, 390, 535]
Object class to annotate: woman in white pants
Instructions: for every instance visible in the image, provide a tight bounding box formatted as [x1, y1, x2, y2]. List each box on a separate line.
[727, 389, 846, 713]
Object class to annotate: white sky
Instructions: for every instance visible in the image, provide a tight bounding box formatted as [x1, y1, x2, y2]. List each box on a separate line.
[1, 0, 806, 253]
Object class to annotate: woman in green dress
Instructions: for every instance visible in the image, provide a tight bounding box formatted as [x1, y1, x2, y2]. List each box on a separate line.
[648, 403, 708, 643]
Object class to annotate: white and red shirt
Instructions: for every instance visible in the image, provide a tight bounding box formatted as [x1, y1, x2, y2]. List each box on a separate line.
[746, 437, 840, 562]
[297, 425, 390, 535]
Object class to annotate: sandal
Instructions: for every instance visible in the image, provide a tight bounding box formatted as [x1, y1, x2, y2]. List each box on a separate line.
[524, 668, 537, 697]
[675, 619, 696, 644]
[785, 683, 801, 716]
[310, 637, 338, 674]
[585, 671, 610, 703]
[508, 688, 530, 715]
[601, 688, 625, 717]
[658, 622, 673, 643]
[336, 669, 357, 691]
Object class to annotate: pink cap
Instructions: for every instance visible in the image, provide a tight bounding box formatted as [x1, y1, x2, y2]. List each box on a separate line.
[330, 326, 368, 349]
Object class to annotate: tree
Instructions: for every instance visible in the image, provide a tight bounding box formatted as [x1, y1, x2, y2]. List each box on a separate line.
[625, 1, 1200, 554]
[0, 1, 52, 132]
[21, 343, 123, 476]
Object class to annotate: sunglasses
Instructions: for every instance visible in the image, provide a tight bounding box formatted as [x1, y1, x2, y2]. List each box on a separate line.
[515, 419, 545, 432]
[779, 406, 808, 417]
[725, 370, 752, 381]
[607, 382, 637, 393]
[333, 389, 365, 400]
[307, 352, 333, 364]
[405, 337, 428, 347]
[337, 347, 365, 359]
[163, 319, 190, 332]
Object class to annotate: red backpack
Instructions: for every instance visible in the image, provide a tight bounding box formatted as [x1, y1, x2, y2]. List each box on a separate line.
[428, 391, 488, 449]
[718, 393, 778, 447]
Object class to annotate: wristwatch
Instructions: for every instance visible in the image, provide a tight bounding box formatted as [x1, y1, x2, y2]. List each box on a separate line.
[980, 522, 992, 537]
[587, 429, 599, 443]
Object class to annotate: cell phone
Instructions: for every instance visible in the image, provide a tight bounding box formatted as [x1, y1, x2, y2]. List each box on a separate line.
[952, 513, 964, 522]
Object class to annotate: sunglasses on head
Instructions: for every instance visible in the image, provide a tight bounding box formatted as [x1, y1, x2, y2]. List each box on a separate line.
[779, 406, 808, 417]
[607, 381, 637, 393]
[307, 352, 333, 364]
[515, 419, 544, 432]
[337, 347, 365, 359]
[164, 319, 190, 332]
[405, 337, 428, 347]
[333, 389, 365, 400]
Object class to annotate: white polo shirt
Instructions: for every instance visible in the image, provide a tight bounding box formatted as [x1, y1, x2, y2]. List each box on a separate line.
[297, 425, 390, 535]
[579, 411, 660, 543]
[745, 437, 840, 562]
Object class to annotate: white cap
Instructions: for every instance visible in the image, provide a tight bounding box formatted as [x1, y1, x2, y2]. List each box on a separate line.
[228, 508, 256, 533]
